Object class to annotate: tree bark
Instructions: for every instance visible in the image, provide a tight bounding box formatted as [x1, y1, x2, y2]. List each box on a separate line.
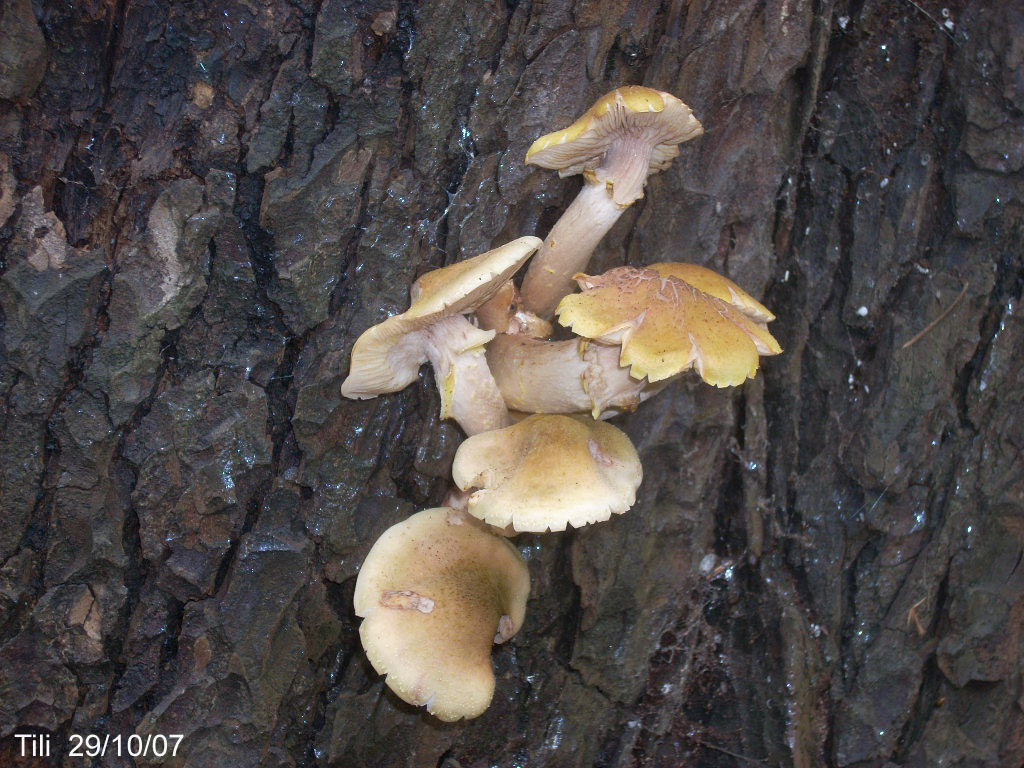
[1, 0, 1022, 766]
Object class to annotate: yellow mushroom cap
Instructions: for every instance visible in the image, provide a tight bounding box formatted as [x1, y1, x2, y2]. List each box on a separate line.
[452, 414, 643, 533]
[556, 266, 782, 387]
[341, 236, 542, 398]
[525, 85, 703, 178]
[648, 262, 776, 323]
[353, 507, 530, 721]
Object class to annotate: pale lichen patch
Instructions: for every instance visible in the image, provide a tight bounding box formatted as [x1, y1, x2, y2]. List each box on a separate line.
[21, 187, 71, 271]
[146, 192, 186, 307]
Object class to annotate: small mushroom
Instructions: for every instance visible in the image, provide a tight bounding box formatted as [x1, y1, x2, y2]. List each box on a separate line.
[518, 86, 703, 319]
[486, 334, 668, 418]
[452, 414, 643, 532]
[557, 266, 782, 387]
[341, 236, 542, 434]
[354, 507, 530, 721]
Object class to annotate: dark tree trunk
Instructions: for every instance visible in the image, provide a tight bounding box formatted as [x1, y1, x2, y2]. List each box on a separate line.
[1, 0, 1022, 766]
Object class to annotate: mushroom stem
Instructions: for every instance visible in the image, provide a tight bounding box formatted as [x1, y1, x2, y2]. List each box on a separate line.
[422, 314, 510, 435]
[473, 281, 518, 333]
[519, 180, 625, 320]
[598, 135, 656, 207]
[475, 279, 554, 338]
[486, 334, 670, 419]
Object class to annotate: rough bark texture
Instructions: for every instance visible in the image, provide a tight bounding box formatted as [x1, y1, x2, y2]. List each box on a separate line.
[1, 0, 1022, 766]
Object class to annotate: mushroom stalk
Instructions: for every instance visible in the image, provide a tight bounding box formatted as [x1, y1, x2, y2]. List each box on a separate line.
[598, 135, 657, 206]
[486, 334, 669, 418]
[421, 315, 510, 435]
[519, 181, 624, 320]
[475, 279, 554, 338]
[473, 281, 518, 333]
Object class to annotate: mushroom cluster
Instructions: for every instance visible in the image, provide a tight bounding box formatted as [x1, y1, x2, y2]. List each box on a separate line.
[342, 86, 782, 721]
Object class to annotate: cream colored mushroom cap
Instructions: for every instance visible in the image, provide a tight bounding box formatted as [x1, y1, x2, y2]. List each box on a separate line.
[525, 85, 703, 177]
[341, 236, 542, 398]
[556, 266, 782, 387]
[648, 262, 776, 323]
[354, 507, 530, 721]
[452, 414, 642, 533]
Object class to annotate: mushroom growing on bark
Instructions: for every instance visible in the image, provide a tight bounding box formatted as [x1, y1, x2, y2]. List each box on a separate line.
[557, 265, 782, 387]
[452, 414, 643, 532]
[518, 86, 703, 319]
[341, 236, 541, 434]
[354, 507, 530, 721]
[485, 263, 778, 414]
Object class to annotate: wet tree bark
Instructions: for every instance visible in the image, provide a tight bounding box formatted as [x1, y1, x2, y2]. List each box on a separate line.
[1, 0, 1022, 766]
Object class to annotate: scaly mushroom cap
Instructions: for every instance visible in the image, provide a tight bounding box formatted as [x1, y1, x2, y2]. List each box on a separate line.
[452, 414, 642, 533]
[341, 236, 541, 398]
[648, 262, 776, 322]
[556, 266, 782, 387]
[525, 85, 703, 203]
[354, 507, 530, 721]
